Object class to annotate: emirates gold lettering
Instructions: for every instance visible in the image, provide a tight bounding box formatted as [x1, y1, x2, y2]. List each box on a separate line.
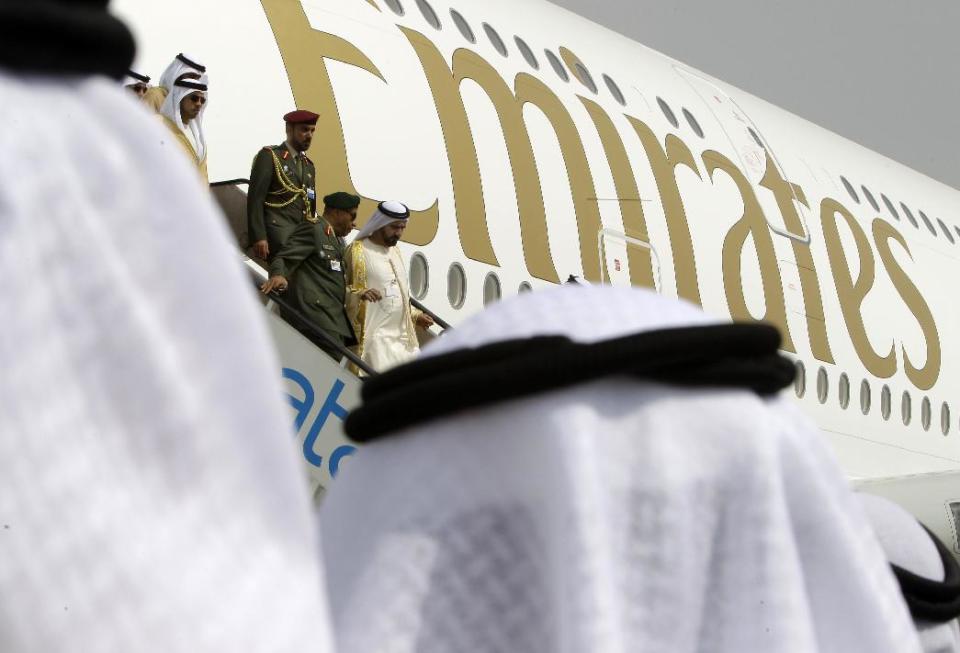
[819, 198, 897, 379]
[872, 220, 941, 390]
[703, 150, 794, 352]
[261, 0, 942, 389]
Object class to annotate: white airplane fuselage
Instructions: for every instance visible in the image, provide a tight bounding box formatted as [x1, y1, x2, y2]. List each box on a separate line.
[116, 0, 960, 547]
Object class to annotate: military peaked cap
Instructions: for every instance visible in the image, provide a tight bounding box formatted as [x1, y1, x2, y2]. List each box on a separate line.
[323, 192, 361, 210]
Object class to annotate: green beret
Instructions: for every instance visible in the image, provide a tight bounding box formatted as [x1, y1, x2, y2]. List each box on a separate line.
[323, 191, 361, 210]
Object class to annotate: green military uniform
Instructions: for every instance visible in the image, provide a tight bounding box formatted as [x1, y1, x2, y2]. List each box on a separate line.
[270, 219, 357, 360]
[247, 143, 317, 257]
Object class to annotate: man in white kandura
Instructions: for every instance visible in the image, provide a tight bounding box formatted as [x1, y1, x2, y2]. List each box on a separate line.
[0, 2, 333, 649]
[345, 201, 433, 373]
[158, 72, 208, 182]
[143, 52, 205, 113]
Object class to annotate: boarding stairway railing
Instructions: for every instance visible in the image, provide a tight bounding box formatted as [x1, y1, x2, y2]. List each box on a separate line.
[243, 257, 449, 502]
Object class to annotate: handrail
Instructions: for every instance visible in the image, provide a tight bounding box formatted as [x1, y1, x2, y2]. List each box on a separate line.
[411, 297, 452, 331]
[210, 178, 250, 188]
[223, 174, 451, 333]
[246, 266, 377, 377]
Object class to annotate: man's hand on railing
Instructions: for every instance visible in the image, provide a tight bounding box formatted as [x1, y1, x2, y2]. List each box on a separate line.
[261, 275, 288, 294]
[252, 239, 270, 260]
[415, 313, 434, 328]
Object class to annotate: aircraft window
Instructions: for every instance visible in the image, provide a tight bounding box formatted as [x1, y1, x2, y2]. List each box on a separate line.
[416, 0, 441, 29]
[409, 252, 429, 300]
[573, 62, 598, 93]
[657, 97, 679, 129]
[544, 49, 569, 82]
[450, 9, 476, 43]
[942, 403, 951, 436]
[840, 176, 860, 204]
[383, 0, 405, 16]
[881, 194, 900, 220]
[936, 218, 955, 243]
[921, 397, 932, 431]
[861, 185, 880, 212]
[881, 385, 892, 420]
[918, 210, 937, 236]
[603, 74, 626, 106]
[447, 262, 467, 309]
[518, 281, 533, 293]
[683, 108, 705, 138]
[748, 127, 766, 151]
[794, 361, 806, 398]
[816, 367, 828, 404]
[483, 23, 508, 57]
[900, 202, 919, 229]
[838, 373, 850, 409]
[482, 273, 502, 305]
[513, 36, 539, 70]
[902, 391, 912, 426]
[860, 379, 871, 415]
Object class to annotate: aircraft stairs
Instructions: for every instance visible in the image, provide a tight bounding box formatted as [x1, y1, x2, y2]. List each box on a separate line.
[211, 179, 449, 501]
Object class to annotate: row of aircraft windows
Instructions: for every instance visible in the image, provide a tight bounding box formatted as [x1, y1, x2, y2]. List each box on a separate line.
[794, 361, 952, 436]
[839, 175, 958, 244]
[389, 0, 707, 138]
[411, 257, 953, 437]
[409, 255, 528, 309]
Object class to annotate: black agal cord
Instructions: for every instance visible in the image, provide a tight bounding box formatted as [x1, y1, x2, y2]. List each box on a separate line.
[891, 525, 960, 622]
[345, 322, 960, 622]
[0, 0, 135, 79]
[345, 323, 796, 443]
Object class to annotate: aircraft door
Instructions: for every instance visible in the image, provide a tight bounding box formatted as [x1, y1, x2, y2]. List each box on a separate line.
[674, 67, 811, 244]
[598, 228, 662, 291]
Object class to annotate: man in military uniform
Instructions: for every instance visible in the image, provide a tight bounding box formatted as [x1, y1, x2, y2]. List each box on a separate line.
[247, 110, 321, 262]
[261, 192, 360, 361]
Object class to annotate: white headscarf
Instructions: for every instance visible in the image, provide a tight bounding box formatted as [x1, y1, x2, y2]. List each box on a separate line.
[0, 71, 332, 652]
[160, 72, 208, 160]
[124, 70, 150, 86]
[355, 200, 409, 240]
[156, 52, 205, 92]
[859, 494, 960, 653]
[320, 285, 922, 653]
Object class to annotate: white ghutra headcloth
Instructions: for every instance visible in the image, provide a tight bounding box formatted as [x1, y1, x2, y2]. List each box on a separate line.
[159, 72, 208, 160]
[320, 285, 923, 653]
[354, 200, 409, 240]
[0, 70, 333, 652]
[156, 52, 205, 92]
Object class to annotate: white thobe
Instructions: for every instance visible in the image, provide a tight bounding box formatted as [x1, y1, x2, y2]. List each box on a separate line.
[359, 240, 419, 372]
[0, 72, 333, 652]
